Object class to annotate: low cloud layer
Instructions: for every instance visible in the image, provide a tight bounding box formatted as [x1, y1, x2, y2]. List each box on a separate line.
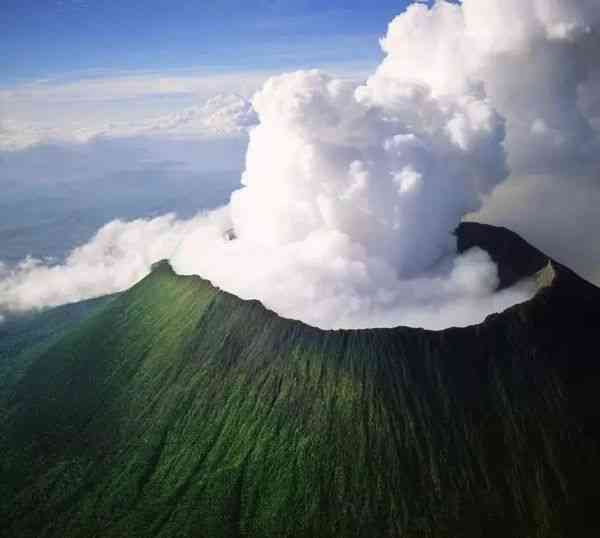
[0, 66, 369, 151]
[0, 215, 203, 313]
[0, 93, 257, 151]
[0, 210, 533, 330]
[2, 0, 599, 329]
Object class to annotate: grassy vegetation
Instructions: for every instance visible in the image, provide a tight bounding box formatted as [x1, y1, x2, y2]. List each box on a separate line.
[0, 295, 115, 407]
[1, 237, 600, 537]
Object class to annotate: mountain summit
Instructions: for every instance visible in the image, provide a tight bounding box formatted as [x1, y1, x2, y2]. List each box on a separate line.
[1, 223, 599, 537]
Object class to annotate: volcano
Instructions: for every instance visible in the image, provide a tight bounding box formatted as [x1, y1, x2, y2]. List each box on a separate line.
[1, 223, 599, 537]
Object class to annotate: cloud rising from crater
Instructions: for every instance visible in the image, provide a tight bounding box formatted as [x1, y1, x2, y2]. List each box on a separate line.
[2, 0, 600, 329]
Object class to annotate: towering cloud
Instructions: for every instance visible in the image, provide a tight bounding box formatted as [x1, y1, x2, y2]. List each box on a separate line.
[2, 0, 598, 329]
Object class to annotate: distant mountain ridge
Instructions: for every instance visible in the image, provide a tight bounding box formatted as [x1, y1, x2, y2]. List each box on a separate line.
[1, 222, 599, 537]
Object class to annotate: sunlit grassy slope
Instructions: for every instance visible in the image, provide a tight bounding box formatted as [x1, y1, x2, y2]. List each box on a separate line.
[1, 224, 600, 537]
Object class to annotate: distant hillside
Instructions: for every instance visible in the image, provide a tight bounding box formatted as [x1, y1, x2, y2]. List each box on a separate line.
[0, 295, 115, 406]
[1, 223, 599, 537]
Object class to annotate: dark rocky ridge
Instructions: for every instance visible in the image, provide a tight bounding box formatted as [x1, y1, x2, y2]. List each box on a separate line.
[456, 221, 591, 291]
[0, 223, 599, 537]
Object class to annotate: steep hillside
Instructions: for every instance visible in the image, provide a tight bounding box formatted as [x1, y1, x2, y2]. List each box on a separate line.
[0, 295, 115, 406]
[1, 224, 599, 537]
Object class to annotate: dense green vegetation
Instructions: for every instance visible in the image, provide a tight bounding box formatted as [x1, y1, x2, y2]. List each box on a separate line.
[1, 224, 599, 537]
[0, 295, 115, 406]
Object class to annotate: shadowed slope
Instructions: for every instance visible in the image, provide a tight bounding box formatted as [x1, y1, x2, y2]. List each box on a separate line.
[1, 224, 600, 537]
[0, 295, 116, 407]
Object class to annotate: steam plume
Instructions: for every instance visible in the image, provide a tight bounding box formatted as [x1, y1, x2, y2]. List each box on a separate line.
[2, 0, 599, 329]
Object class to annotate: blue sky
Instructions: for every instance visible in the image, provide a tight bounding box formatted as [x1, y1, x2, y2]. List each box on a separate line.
[1, 0, 422, 84]
[0, 0, 434, 152]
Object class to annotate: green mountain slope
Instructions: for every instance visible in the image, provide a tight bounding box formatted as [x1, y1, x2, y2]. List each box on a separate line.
[1, 224, 599, 537]
[0, 295, 116, 405]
